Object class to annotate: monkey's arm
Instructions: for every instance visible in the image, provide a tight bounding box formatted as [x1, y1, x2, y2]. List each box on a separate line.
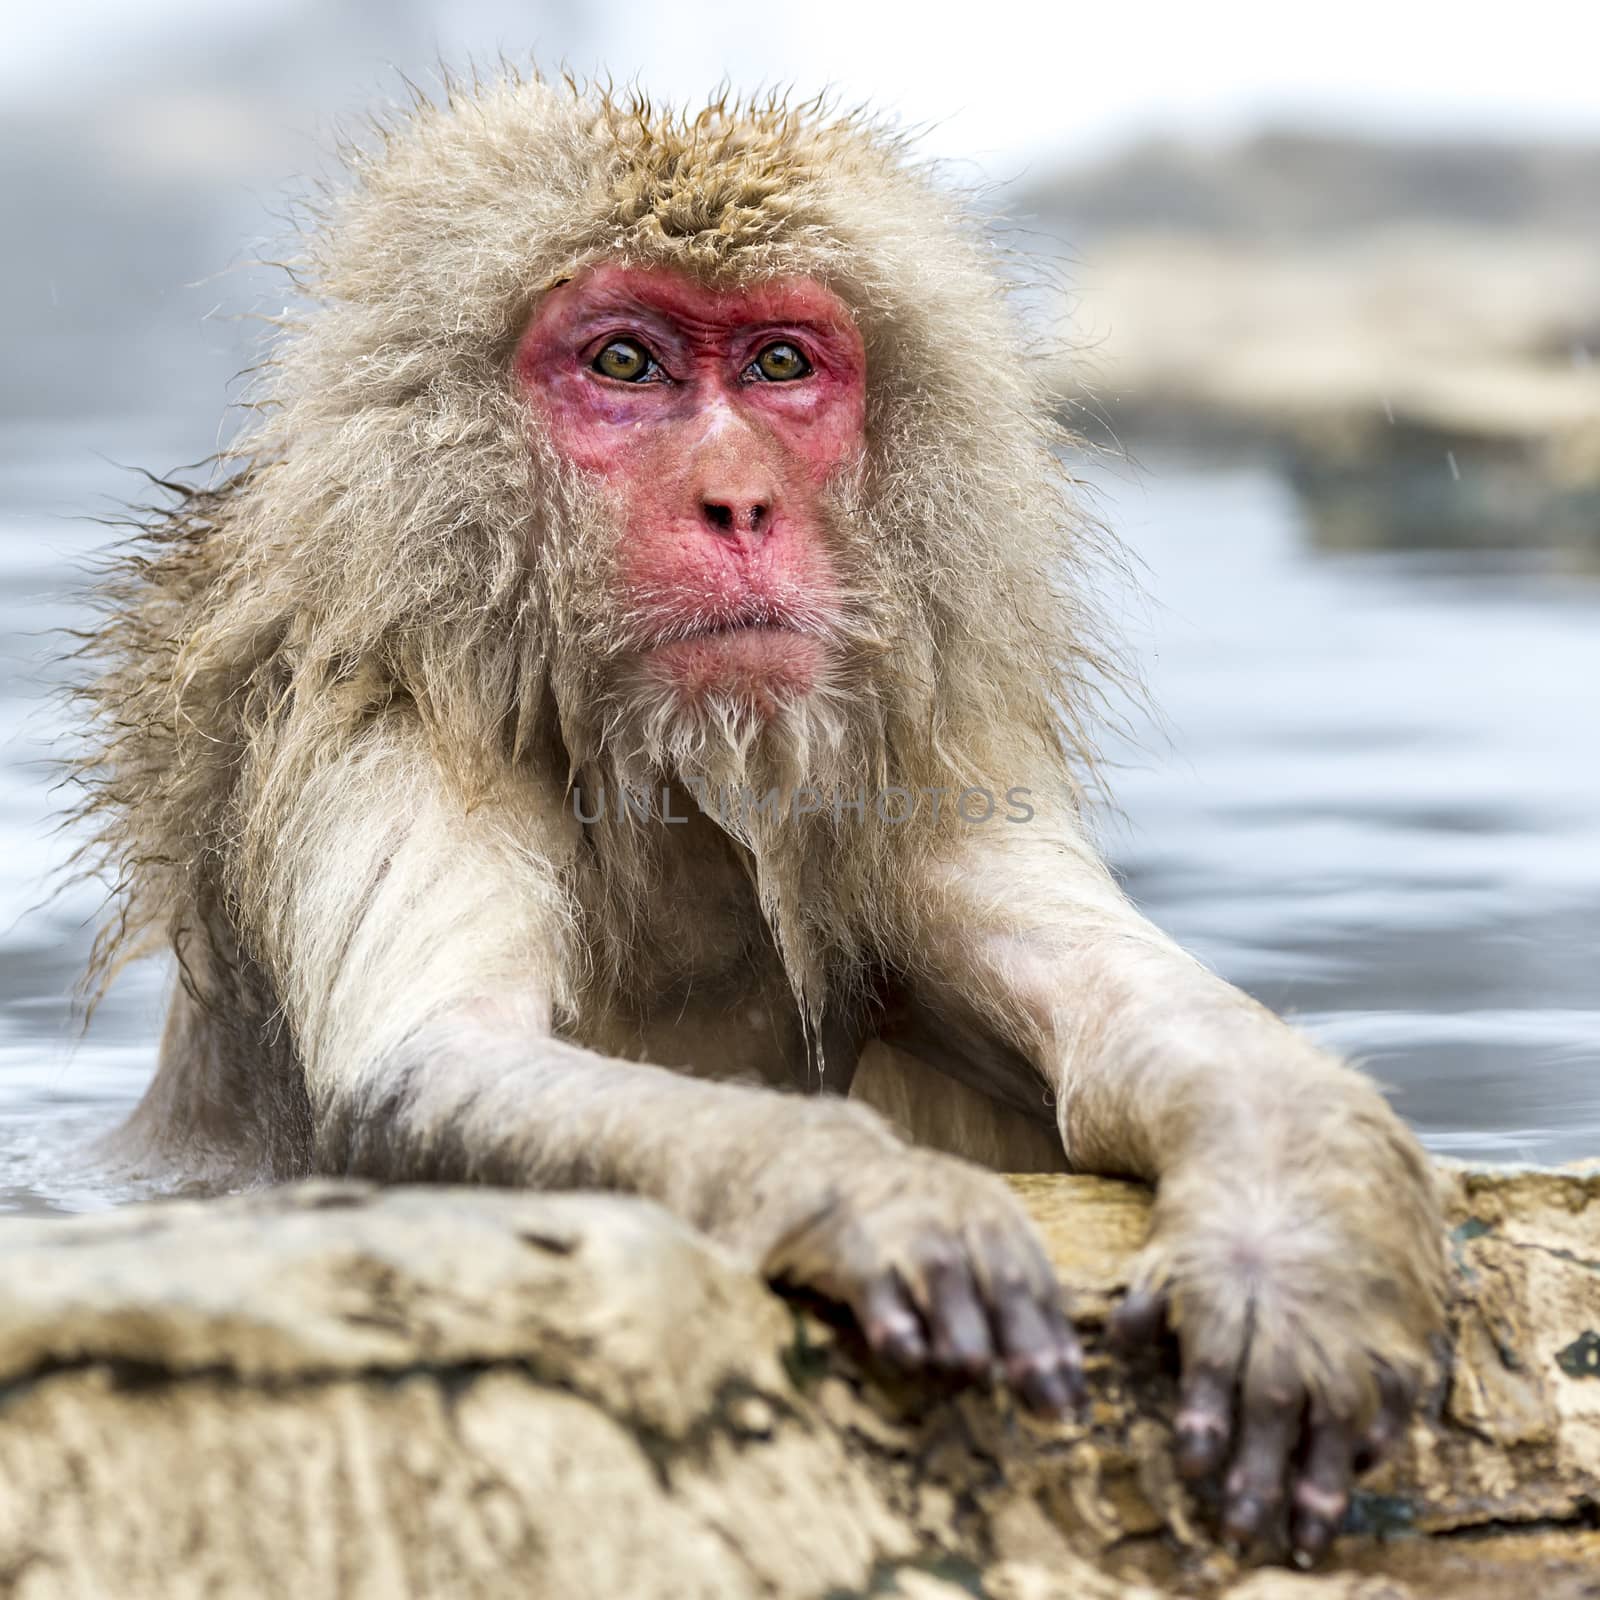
[261, 721, 1082, 1415]
[889, 814, 1447, 1562]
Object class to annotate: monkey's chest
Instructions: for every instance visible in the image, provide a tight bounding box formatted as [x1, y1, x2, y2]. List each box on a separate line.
[565, 821, 814, 1088]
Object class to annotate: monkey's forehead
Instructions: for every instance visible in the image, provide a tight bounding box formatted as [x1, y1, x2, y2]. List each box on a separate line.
[522, 263, 865, 339]
[318, 77, 983, 319]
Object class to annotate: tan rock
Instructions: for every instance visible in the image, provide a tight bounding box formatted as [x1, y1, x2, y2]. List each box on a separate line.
[1054, 229, 1600, 471]
[0, 1168, 1595, 1598]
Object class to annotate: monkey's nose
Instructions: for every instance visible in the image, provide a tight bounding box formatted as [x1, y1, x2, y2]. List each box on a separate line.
[701, 499, 770, 538]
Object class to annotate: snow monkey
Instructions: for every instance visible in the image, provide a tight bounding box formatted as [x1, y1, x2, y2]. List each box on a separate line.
[74, 76, 1445, 1564]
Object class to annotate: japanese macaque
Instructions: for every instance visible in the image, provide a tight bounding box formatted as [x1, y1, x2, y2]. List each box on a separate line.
[73, 77, 1445, 1564]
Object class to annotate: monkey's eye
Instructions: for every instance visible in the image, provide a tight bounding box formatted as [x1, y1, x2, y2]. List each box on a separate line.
[592, 339, 657, 382]
[748, 342, 812, 383]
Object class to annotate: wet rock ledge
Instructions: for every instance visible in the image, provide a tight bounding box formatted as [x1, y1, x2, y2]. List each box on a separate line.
[0, 1166, 1596, 1599]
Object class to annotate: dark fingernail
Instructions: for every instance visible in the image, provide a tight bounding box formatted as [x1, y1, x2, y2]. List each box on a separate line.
[1176, 1424, 1226, 1479]
[1292, 1517, 1333, 1566]
[867, 1311, 925, 1366]
[1223, 1493, 1270, 1544]
[1357, 1419, 1395, 1472]
[1038, 1358, 1088, 1420]
[1022, 1367, 1069, 1417]
[881, 1328, 924, 1366]
[1110, 1289, 1165, 1351]
[952, 1334, 992, 1377]
[1063, 1360, 1089, 1415]
[935, 1338, 990, 1380]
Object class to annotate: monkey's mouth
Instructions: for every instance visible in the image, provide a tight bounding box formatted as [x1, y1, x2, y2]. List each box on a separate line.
[682, 619, 799, 642]
[667, 603, 811, 644]
[642, 610, 825, 707]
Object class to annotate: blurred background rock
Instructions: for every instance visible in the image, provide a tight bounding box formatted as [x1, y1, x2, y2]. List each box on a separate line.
[2, 0, 1596, 1204]
[1030, 134, 1600, 554]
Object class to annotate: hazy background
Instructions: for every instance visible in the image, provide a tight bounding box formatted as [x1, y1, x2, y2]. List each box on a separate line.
[3, 0, 1598, 1209]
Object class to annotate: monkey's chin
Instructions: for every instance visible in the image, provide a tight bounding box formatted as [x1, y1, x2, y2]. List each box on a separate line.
[645, 627, 825, 720]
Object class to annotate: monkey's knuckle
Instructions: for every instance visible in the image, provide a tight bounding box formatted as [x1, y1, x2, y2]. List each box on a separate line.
[911, 1229, 966, 1275]
[967, 1243, 1025, 1297]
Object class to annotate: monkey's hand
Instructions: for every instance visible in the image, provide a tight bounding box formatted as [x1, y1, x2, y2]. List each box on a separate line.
[759, 1140, 1085, 1419]
[1107, 1071, 1447, 1566]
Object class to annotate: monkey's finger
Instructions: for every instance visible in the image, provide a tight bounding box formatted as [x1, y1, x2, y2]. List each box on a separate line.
[1353, 1363, 1416, 1473]
[990, 1280, 1082, 1418]
[1290, 1408, 1356, 1567]
[920, 1255, 995, 1379]
[1221, 1387, 1301, 1550]
[857, 1271, 929, 1369]
[1174, 1361, 1235, 1479]
[1045, 1295, 1090, 1415]
[1109, 1284, 1170, 1354]
[967, 1221, 1084, 1412]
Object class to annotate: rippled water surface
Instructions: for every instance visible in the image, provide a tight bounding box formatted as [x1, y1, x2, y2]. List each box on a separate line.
[2, 438, 1596, 1212]
[1098, 461, 1599, 1165]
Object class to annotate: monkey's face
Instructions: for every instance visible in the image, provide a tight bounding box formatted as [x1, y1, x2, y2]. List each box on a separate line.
[515, 265, 867, 722]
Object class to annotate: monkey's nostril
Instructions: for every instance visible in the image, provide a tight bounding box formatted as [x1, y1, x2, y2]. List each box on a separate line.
[702, 501, 768, 536]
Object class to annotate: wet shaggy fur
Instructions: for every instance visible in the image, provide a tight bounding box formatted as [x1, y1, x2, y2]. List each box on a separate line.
[70, 73, 1113, 1030]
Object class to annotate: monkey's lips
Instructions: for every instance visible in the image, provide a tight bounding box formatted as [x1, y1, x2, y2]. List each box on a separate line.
[645, 620, 825, 709]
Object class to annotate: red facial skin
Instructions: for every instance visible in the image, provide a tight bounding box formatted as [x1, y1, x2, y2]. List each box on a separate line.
[514, 264, 867, 714]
